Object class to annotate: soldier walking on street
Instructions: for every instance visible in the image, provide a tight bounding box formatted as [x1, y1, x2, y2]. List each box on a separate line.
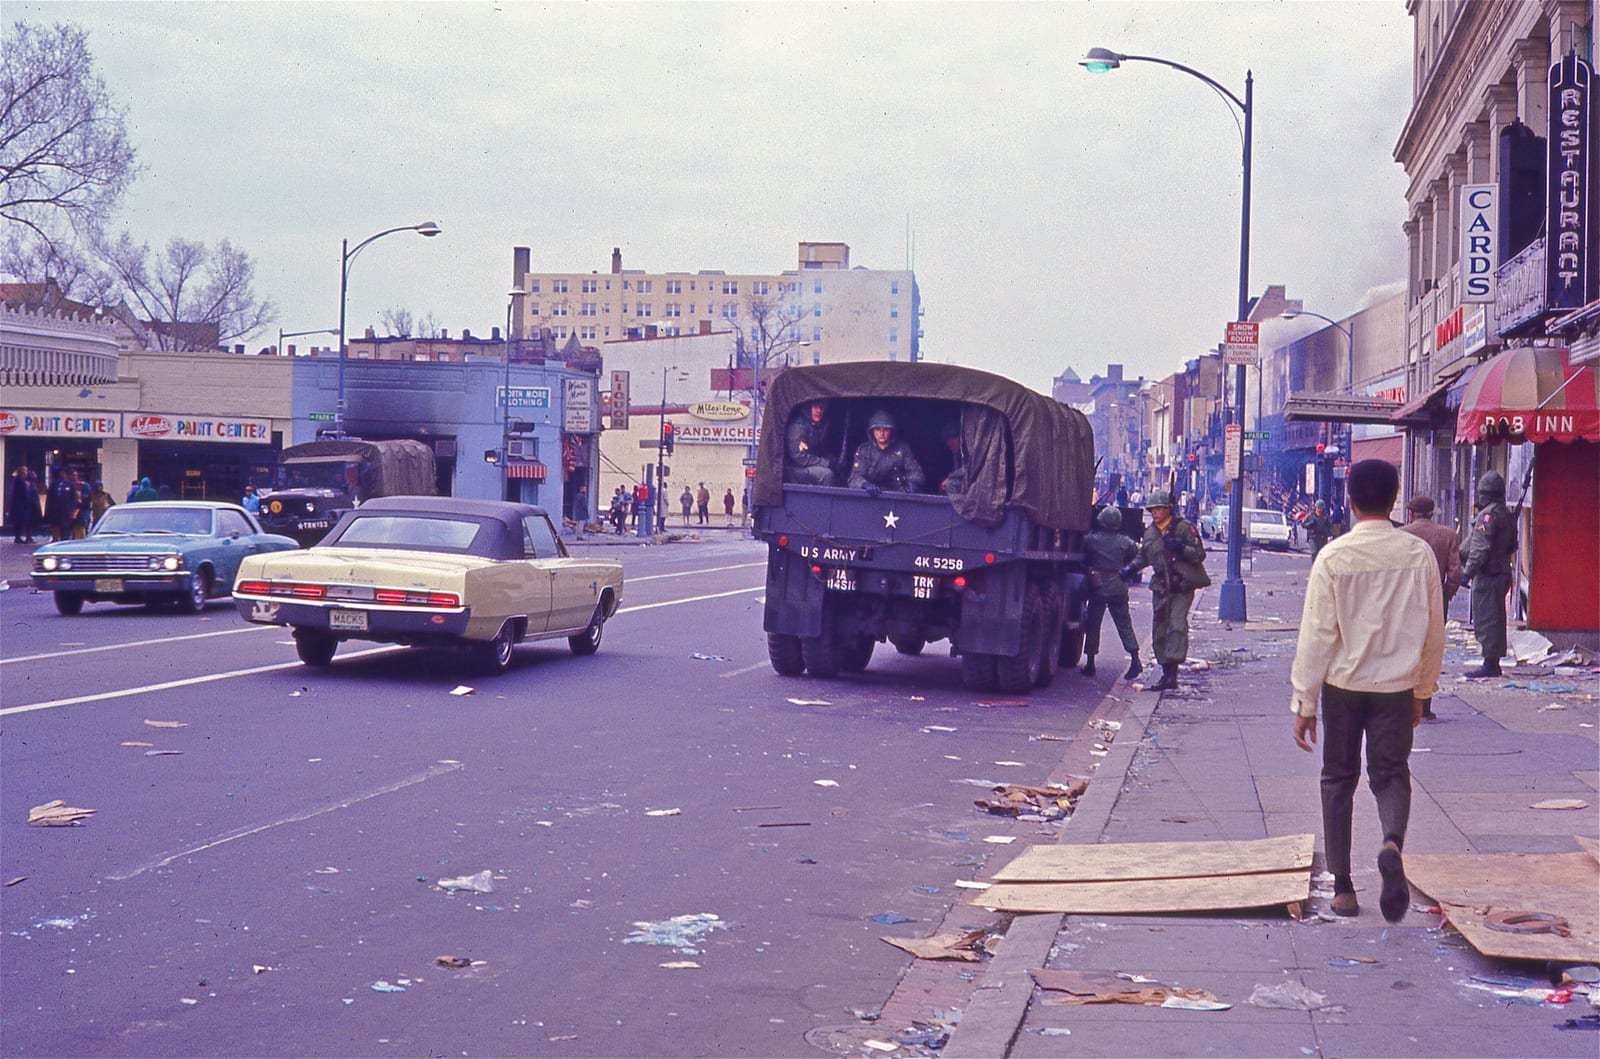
[847, 410, 924, 495]
[1081, 506, 1141, 681]
[1461, 470, 1516, 678]
[1304, 499, 1334, 558]
[1124, 490, 1209, 691]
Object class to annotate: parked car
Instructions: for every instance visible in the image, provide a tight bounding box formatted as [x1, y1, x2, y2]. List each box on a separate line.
[232, 497, 624, 674]
[1243, 508, 1293, 551]
[31, 501, 299, 615]
[1198, 505, 1230, 541]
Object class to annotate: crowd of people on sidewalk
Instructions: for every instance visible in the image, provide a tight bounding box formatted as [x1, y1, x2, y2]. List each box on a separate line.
[9, 467, 132, 543]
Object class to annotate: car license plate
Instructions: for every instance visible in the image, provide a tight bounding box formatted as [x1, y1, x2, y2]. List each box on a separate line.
[94, 578, 124, 593]
[824, 568, 857, 592]
[329, 609, 369, 631]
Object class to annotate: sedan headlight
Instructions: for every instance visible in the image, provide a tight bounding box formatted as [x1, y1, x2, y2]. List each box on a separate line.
[41, 556, 58, 571]
[162, 556, 181, 571]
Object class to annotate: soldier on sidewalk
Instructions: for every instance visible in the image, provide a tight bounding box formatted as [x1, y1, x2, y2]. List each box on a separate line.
[1291, 460, 1445, 922]
[1081, 506, 1141, 681]
[1124, 490, 1208, 691]
[1461, 470, 1516, 678]
[1304, 499, 1334, 558]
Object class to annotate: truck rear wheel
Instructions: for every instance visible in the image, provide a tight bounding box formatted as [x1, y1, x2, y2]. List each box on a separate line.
[840, 636, 874, 673]
[1036, 585, 1063, 688]
[801, 630, 840, 678]
[961, 651, 998, 691]
[767, 633, 805, 676]
[996, 586, 1045, 693]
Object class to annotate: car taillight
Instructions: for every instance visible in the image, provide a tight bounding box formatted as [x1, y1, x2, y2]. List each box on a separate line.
[290, 584, 326, 598]
[374, 588, 459, 608]
[237, 580, 269, 595]
[374, 588, 408, 604]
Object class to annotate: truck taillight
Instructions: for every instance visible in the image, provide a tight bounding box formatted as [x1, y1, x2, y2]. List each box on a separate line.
[810, 564, 822, 575]
[984, 552, 996, 564]
[953, 576, 967, 590]
[778, 535, 789, 548]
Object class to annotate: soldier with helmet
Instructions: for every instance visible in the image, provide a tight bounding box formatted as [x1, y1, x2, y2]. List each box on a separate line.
[1123, 489, 1210, 691]
[784, 400, 840, 486]
[1081, 506, 1142, 681]
[1461, 470, 1516, 678]
[848, 410, 925, 496]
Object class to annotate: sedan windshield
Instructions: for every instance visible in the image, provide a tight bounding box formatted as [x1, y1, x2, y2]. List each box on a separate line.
[327, 514, 482, 552]
[1248, 511, 1286, 526]
[93, 507, 213, 536]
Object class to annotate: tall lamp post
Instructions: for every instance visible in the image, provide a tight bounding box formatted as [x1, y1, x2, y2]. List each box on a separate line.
[1081, 46, 1253, 621]
[502, 288, 526, 501]
[337, 220, 441, 435]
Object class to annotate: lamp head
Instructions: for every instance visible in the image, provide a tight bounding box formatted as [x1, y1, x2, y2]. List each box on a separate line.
[1079, 47, 1124, 73]
[415, 221, 442, 237]
[1280, 311, 1302, 320]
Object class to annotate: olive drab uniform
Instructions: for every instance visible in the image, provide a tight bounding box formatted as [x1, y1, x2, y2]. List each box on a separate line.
[1081, 507, 1141, 679]
[1129, 498, 1209, 688]
[848, 439, 925, 493]
[1463, 470, 1516, 675]
[1304, 509, 1334, 557]
[784, 409, 838, 486]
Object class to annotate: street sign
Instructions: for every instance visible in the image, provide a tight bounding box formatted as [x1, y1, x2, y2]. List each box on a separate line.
[1222, 321, 1260, 367]
[741, 457, 758, 467]
[1224, 424, 1243, 481]
[638, 439, 661, 449]
[1243, 430, 1270, 440]
[308, 412, 335, 422]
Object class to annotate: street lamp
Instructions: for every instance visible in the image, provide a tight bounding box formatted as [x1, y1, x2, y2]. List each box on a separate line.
[503, 288, 527, 501]
[1081, 46, 1254, 622]
[278, 326, 338, 359]
[336, 220, 441, 436]
[656, 363, 688, 535]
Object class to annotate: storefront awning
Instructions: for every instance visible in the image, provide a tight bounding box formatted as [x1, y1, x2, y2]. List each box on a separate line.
[1388, 377, 1453, 425]
[507, 461, 547, 480]
[1283, 391, 1407, 425]
[1455, 347, 1600, 444]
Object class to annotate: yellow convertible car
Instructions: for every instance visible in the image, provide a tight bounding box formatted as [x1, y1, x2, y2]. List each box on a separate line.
[233, 497, 623, 673]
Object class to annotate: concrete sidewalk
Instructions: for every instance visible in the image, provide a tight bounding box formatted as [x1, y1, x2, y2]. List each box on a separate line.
[949, 548, 1599, 1058]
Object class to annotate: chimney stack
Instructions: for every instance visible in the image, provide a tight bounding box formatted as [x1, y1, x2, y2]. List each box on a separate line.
[611, 247, 622, 274]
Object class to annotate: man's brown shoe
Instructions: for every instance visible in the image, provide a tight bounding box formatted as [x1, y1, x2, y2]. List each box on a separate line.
[1330, 891, 1359, 917]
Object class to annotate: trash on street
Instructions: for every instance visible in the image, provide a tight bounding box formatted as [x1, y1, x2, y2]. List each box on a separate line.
[974, 780, 1086, 820]
[28, 800, 95, 826]
[1247, 981, 1331, 1010]
[143, 719, 187, 728]
[437, 870, 495, 893]
[434, 955, 471, 969]
[880, 929, 987, 961]
[623, 912, 728, 953]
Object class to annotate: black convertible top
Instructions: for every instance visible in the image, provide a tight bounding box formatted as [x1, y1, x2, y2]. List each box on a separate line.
[753, 362, 1094, 531]
[321, 496, 551, 560]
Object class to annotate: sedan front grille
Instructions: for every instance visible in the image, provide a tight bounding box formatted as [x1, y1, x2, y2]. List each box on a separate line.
[34, 555, 170, 573]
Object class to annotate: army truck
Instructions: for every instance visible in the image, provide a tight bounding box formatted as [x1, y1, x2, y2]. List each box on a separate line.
[258, 438, 437, 544]
[752, 362, 1095, 693]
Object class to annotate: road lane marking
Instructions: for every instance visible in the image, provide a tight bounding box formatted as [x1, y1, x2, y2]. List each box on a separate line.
[618, 585, 762, 613]
[108, 761, 463, 881]
[0, 644, 403, 717]
[628, 561, 764, 583]
[1, 624, 273, 666]
[719, 660, 771, 679]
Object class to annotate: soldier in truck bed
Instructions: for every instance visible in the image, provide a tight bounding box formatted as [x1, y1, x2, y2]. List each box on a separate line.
[848, 410, 925, 496]
[784, 400, 839, 486]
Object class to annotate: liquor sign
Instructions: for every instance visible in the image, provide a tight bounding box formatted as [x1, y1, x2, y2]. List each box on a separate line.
[563, 378, 595, 433]
[609, 370, 629, 430]
[1459, 183, 1498, 303]
[1547, 53, 1592, 311]
[0, 410, 122, 437]
[1222, 321, 1260, 367]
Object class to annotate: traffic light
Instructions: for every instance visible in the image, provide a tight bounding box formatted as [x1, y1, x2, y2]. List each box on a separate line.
[1186, 452, 1196, 465]
[1315, 443, 1326, 457]
[662, 421, 675, 455]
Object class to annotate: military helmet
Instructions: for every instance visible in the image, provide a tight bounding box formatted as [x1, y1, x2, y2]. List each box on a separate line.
[1096, 506, 1123, 530]
[1476, 470, 1506, 501]
[1314, 499, 1326, 511]
[1145, 490, 1174, 509]
[867, 409, 896, 431]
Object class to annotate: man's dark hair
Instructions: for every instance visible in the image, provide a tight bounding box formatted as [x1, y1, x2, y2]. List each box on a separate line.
[1347, 459, 1399, 514]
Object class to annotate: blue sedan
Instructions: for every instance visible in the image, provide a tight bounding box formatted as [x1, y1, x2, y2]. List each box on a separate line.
[31, 501, 299, 615]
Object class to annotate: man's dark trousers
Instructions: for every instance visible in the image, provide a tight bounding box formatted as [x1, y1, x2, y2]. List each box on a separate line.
[1319, 684, 1414, 879]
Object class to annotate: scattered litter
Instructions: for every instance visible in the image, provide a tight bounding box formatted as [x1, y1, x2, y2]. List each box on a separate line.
[732, 805, 783, 812]
[1179, 658, 1211, 672]
[913, 885, 942, 894]
[659, 961, 700, 969]
[976, 700, 1030, 708]
[814, 779, 839, 788]
[1089, 718, 1122, 733]
[252, 964, 273, 974]
[985, 835, 1017, 844]
[624, 913, 728, 953]
[28, 800, 95, 826]
[1161, 995, 1232, 1010]
[1337, 955, 1379, 964]
[1540, 702, 1569, 711]
[994, 760, 1025, 767]
[974, 780, 1086, 820]
[863, 1041, 898, 1053]
[1556, 1015, 1600, 1031]
[144, 749, 183, 757]
[370, 980, 406, 993]
[645, 808, 681, 817]
[5, 877, 26, 887]
[449, 685, 475, 696]
[1039, 1027, 1073, 1036]
[1032, 968, 1223, 1008]
[1503, 682, 1580, 692]
[1530, 799, 1589, 811]
[180, 997, 199, 1006]
[922, 725, 958, 733]
[1549, 645, 1596, 667]
[436, 870, 495, 894]
[757, 821, 810, 828]
[953, 880, 991, 890]
[1327, 958, 1372, 968]
[690, 653, 731, 662]
[870, 913, 915, 925]
[909, 695, 925, 702]
[881, 929, 986, 961]
[1029, 733, 1068, 742]
[1248, 981, 1331, 1010]
[1567, 966, 1600, 983]
[120, 741, 153, 747]
[787, 698, 832, 706]
[434, 955, 471, 969]
[1509, 629, 1556, 664]
[143, 719, 187, 728]
[314, 866, 340, 875]
[341, 998, 354, 1006]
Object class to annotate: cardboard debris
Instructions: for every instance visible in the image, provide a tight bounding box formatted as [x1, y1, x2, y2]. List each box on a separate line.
[143, 719, 187, 728]
[1532, 799, 1590, 811]
[1509, 629, 1556, 664]
[881, 929, 987, 961]
[1032, 968, 1223, 1008]
[1406, 844, 1600, 963]
[974, 780, 1087, 819]
[28, 800, 96, 826]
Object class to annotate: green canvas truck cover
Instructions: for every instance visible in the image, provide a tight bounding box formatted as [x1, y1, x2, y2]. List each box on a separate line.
[753, 362, 1093, 532]
[278, 439, 437, 498]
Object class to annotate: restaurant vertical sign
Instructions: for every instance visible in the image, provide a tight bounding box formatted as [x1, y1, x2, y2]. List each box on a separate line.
[1547, 52, 1593, 310]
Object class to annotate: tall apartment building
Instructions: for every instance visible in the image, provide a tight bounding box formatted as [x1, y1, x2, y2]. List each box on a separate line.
[509, 241, 920, 367]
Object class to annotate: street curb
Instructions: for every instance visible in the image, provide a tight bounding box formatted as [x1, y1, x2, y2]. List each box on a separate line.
[943, 680, 1163, 1059]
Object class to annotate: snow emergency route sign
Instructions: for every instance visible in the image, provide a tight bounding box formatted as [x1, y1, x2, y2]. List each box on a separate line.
[1222, 321, 1260, 367]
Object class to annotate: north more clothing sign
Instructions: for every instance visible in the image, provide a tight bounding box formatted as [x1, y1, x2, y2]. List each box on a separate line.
[675, 423, 755, 445]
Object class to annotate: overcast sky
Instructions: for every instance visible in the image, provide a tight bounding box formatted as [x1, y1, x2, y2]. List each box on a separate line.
[15, 1, 1414, 394]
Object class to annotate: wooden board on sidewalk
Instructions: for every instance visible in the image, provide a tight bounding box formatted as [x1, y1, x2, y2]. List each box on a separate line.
[991, 834, 1314, 883]
[975, 869, 1309, 914]
[1406, 848, 1600, 963]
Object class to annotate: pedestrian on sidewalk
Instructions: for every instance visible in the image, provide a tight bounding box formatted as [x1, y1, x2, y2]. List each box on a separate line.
[680, 486, 693, 526]
[695, 482, 710, 525]
[723, 488, 735, 526]
[1290, 459, 1444, 923]
[1399, 494, 1462, 719]
[10, 467, 40, 543]
[1461, 470, 1516, 678]
[1081, 506, 1141, 681]
[1123, 489, 1208, 691]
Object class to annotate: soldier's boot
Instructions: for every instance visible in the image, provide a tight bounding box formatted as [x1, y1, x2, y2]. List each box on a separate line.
[1464, 659, 1502, 678]
[1123, 656, 1142, 681]
[1080, 655, 1096, 677]
[1147, 663, 1179, 691]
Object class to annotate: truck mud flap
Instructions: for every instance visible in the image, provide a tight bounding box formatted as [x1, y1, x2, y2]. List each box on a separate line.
[957, 566, 1026, 656]
[763, 549, 824, 638]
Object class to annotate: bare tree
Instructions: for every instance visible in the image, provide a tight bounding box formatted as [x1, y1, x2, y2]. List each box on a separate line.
[415, 311, 441, 339]
[740, 289, 808, 396]
[0, 22, 138, 253]
[99, 232, 275, 350]
[380, 306, 413, 337]
[0, 224, 114, 308]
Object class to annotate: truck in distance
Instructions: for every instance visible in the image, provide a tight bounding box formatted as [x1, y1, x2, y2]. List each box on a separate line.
[257, 437, 438, 545]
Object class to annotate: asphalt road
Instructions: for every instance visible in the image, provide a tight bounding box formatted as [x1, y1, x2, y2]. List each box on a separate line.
[1, 538, 1107, 1057]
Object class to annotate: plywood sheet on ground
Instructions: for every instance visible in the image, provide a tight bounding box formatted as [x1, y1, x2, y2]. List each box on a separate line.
[1406, 848, 1599, 963]
[991, 834, 1313, 883]
[973, 869, 1308, 914]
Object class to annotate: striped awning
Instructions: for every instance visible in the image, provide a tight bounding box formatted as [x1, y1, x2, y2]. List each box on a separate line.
[507, 461, 547, 480]
[1455, 347, 1600, 444]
